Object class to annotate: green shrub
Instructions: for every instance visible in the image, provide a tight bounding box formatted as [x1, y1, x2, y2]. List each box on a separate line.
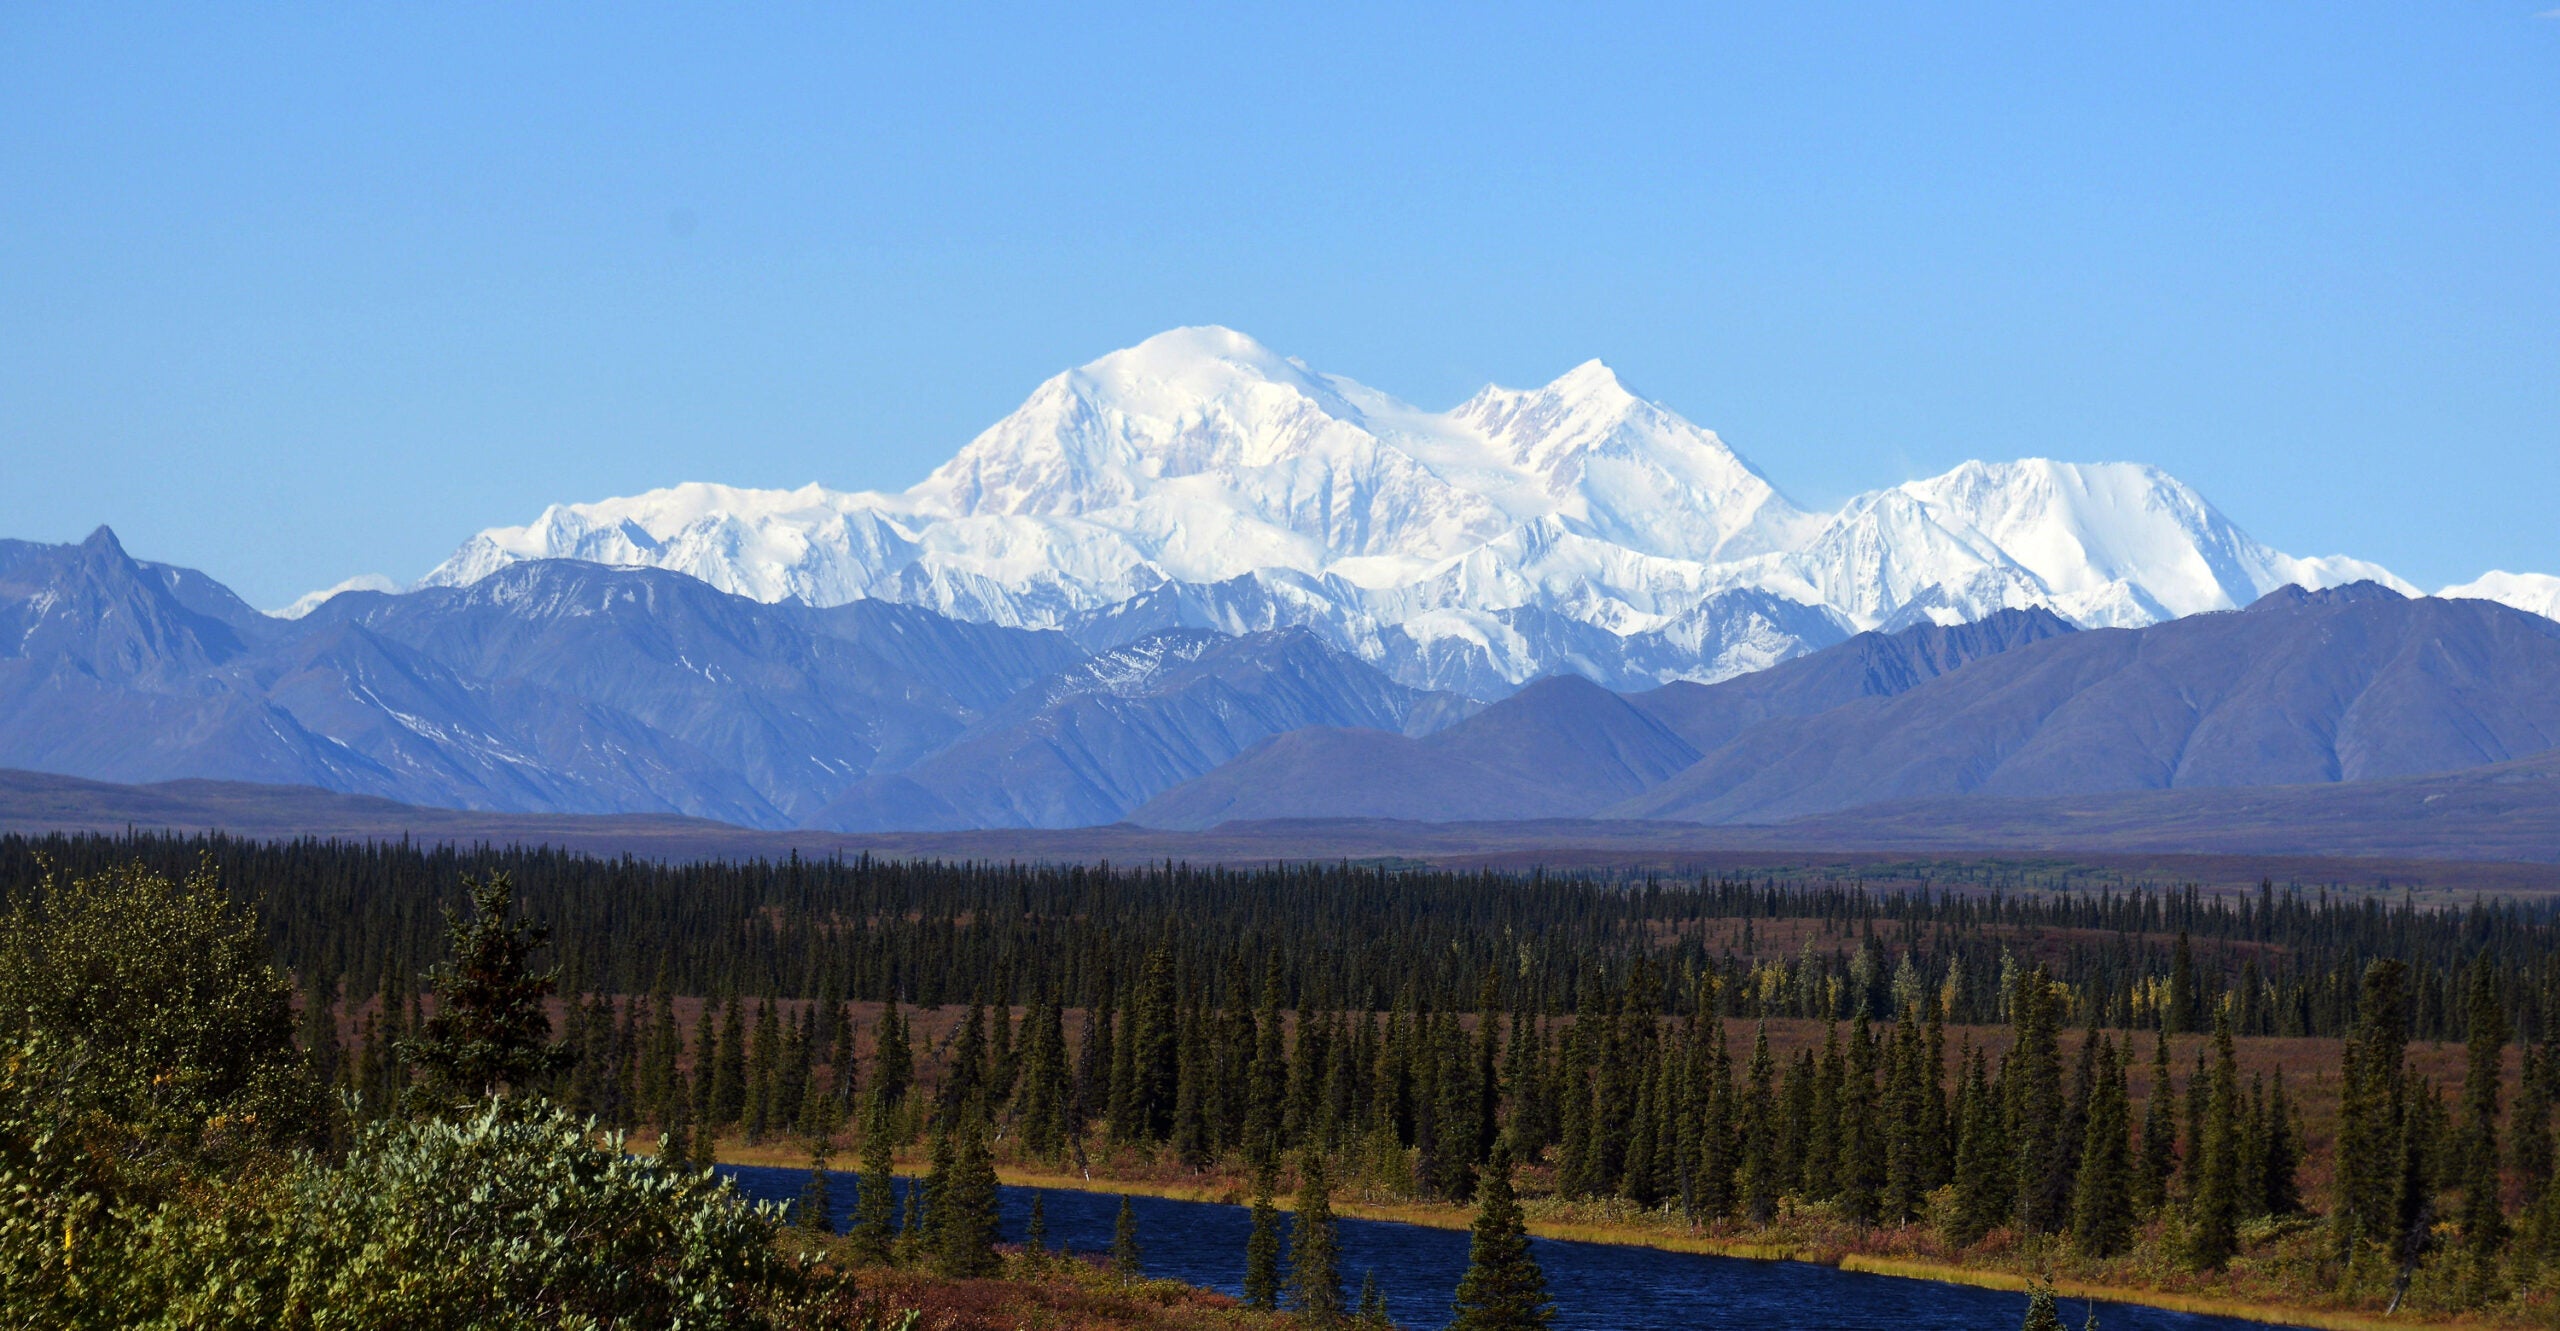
[131, 1098, 788, 1330]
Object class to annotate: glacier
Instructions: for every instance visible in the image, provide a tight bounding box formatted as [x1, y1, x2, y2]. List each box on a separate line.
[396, 325, 2424, 696]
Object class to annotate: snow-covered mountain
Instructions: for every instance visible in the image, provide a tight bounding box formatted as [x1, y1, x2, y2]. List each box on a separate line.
[2442, 571, 2560, 624]
[407, 326, 2418, 694]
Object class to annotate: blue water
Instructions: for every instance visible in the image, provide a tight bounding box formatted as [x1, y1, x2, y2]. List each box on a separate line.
[718, 1164, 2305, 1331]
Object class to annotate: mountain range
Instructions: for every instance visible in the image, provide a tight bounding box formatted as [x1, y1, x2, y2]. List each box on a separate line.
[10, 519, 2560, 856]
[10, 325, 2560, 852]
[392, 326, 2433, 696]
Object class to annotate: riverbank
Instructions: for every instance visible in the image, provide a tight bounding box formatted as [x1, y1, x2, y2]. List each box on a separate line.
[702, 1139, 2503, 1331]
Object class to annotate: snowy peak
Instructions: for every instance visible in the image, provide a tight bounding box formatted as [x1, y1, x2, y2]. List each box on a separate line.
[404, 326, 2443, 693]
[2440, 571, 2560, 624]
[908, 325, 1373, 519]
[1448, 360, 1809, 563]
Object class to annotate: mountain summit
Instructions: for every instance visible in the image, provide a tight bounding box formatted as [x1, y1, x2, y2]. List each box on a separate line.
[412, 327, 2405, 694]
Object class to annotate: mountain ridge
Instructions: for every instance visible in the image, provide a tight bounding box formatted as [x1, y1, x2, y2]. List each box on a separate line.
[392, 326, 2420, 695]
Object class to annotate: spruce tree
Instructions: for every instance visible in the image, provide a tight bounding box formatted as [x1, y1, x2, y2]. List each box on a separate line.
[934, 1115, 1003, 1278]
[943, 1001, 988, 1118]
[1882, 1004, 1927, 1222]
[849, 1095, 898, 1263]
[875, 997, 914, 1110]
[2513, 1043, 2553, 1218]
[2070, 1035, 2134, 1258]
[898, 1181, 924, 1256]
[1244, 1171, 1284, 1309]
[2020, 1279, 2066, 1331]
[1739, 1023, 1781, 1223]
[1132, 946, 1181, 1140]
[298, 974, 344, 1091]
[1449, 1144, 1551, 1331]
[1017, 994, 1070, 1159]
[1949, 1045, 2010, 1245]
[2185, 1012, 2242, 1271]
[658, 1091, 693, 1174]
[1554, 1020, 1594, 1198]
[1356, 1271, 1391, 1327]
[796, 1143, 834, 1233]
[1805, 1022, 1842, 1200]
[2335, 959, 2411, 1254]
[2135, 1031, 2177, 1215]
[2457, 953, 2509, 1266]
[405, 872, 570, 1101]
[1025, 1192, 1050, 1267]
[1291, 1148, 1345, 1319]
[1112, 1194, 1143, 1276]
[1780, 1046, 1817, 1194]
[1247, 959, 1289, 1174]
[917, 1119, 955, 1258]
[2167, 931, 2200, 1034]
[2262, 1070, 2301, 1218]
[1837, 1011, 1883, 1224]
[712, 996, 748, 1130]
[2008, 967, 2068, 1233]
[744, 997, 780, 1142]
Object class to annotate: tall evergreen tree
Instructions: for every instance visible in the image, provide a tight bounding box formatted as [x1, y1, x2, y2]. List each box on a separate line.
[934, 1115, 1003, 1278]
[874, 998, 914, 1110]
[1949, 1045, 2009, 1245]
[2513, 1043, 2554, 1219]
[297, 974, 344, 1091]
[711, 996, 747, 1129]
[1739, 1023, 1782, 1223]
[1357, 1271, 1390, 1328]
[2166, 931, 2200, 1035]
[2071, 1034, 2134, 1258]
[1837, 1011, 1883, 1224]
[2186, 1012, 2242, 1271]
[2335, 959, 2411, 1255]
[1449, 1145, 1551, 1331]
[1291, 1148, 1345, 1320]
[1806, 1022, 1842, 1200]
[2262, 1070, 2302, 1219]
[1016, 994, 1071, 1158]
[848, 1093, 898, 1264]
[405, 873, 569, 1101]
[1244, 1168, 1284, 1309]
[743, 997, 780, 1142]
[796, 1143, 833, 1234]
[2458, 953, 2510, 1266]
[1112, 1195, 1143, 1276]
[1247, 959, 1289, 1175]
[2135, 1031, 2177, 1215]
[942, 1001, 988, 1119]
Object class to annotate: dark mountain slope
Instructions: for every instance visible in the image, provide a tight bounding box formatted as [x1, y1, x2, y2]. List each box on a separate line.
[1617, 584, 2560, 823]
[1628, 607, 2076, 750]
[316, 562, 1083, 816]
[0, 533, 1084, 825]
[812, 628, 1467, 831]
[1133, 608, 2071, 828]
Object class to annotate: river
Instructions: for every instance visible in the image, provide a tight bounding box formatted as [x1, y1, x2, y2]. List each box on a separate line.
[718, 1164, 2308, 1331]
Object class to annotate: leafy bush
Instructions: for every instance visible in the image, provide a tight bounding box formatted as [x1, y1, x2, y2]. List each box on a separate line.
[2, 861, 797, 1329]
[129, 1099, 789, 1330]
[0, 859, 323, 1162]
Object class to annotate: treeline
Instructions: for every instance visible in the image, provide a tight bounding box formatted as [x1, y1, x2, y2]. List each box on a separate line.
[8, 832, 2560, 1041]
[493, 948, 2555, 1311]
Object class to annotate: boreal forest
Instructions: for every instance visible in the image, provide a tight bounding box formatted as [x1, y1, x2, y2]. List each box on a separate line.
[9, 832, 2560, 1326]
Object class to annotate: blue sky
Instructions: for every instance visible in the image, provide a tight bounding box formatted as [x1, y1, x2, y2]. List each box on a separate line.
[3, 5, 2555, 606]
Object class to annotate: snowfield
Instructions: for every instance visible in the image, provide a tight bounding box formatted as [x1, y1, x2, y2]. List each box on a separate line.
[378, 326, 2474, 694]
